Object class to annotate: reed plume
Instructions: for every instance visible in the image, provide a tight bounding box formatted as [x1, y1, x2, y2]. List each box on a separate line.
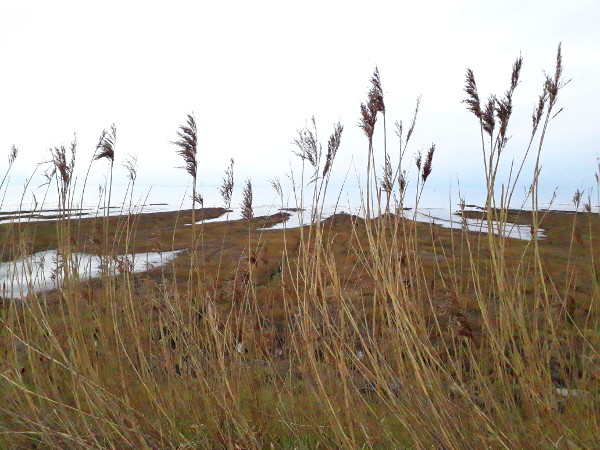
[405, 96, 420, 145]
[369, 67, 385, 115]
[270, 178, 283, 200]
[122, 155, 138, 184]
[381, 153, 393, 197]
[323, 122, 343, 178]
[95, 123, 116, 163]
[51, 144, 74, 187]
[399, 169, 407, 199]
[572, 189, 582, 209]
[220, 158, 235, 209]
[463, 68, 482, 120]
[1, 145, 19, 192]
[532, 89, 548, 136]
[8, 144, 18, 165]
[496, 56, 522, 146]
[545, 43, 567, 111]
[173, 114, 198, 180]
[49, 137, 77, 213]
[293, 117, 319, 171]
[95, 124, 117, 225]
[241, 178, 253, 220]
[358, 67, 385, 141]
[421, 144, 435, 183]
[293, 118, 343, 221]
[582, 194, 592, 213]
[359, 102, 377, 141]
[482, 95, 496, 137]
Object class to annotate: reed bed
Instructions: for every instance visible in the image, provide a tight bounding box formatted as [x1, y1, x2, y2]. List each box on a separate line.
[0, 45, 598, 449]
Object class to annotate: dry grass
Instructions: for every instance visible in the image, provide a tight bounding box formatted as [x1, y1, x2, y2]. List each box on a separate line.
[0, 45, 598, 449]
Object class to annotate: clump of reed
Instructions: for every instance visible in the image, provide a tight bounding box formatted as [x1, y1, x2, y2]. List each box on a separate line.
[0, 44, 597, 449]
[358, 67, 384, 219]
[95, 123, 117, 211]
[173, 113, 200, 238]
[94, 124, 118, 276]
[220, 158, 235, 211]
[241, 178, 253, 220]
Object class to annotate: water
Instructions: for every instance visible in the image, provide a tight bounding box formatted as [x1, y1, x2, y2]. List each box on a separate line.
[2, 181, 595, 298]
[0, 249, 182, 299]
[2, 180, 595, 217]
[191, 203, 544, 240]
[2, 181, 591, 240]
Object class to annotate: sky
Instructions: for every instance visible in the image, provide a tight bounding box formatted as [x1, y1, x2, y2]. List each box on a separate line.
[1, 0, 599, 209]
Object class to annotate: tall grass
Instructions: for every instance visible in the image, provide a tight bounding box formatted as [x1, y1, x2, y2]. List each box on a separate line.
[0, 45, 598, 449]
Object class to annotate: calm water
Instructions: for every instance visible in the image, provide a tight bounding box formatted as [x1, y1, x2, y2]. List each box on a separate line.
[1, 180, 591, 215]
[0, 249, 182, 298]
[1, 181, 596, 239]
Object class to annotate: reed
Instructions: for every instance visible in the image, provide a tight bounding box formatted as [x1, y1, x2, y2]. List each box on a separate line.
[172, 113, 199, 248]
[241, 178, 253, 221]
[0, 45, 597, 449]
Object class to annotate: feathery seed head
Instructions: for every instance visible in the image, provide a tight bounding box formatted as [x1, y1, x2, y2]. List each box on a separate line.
[241, 178, 254, 220]
[172, 113, 198, 179]
[293, 118, 319, 169]
[270, 178, 283, 199]
[422, 144, 435, 183]
[359, 67, 385, 140]
[495, 56, 522, 142]
[544, 43, 569, 113]
[220, 158, 235, 209]
[495, 97, 512, 141]
[359, 102, 377, 140]
[394, 120, 403, 141]
[463, 68, 482, 119]
[572, 189, 582, 208]
[323, 122, 343, 177]
[50, 136, 77, 187]
[122, 155, 138, 182]
[193, 193, 204, 207]
[532, 88, 548, 134]
[8, 145, 18, 165]
[546, 43, 563, 102]
[510, 56, 523, 93]
[399, 170, 407, 194]
[482, 96, 496, 137]
[583, 194, 592, 213]
[406, 96, 421, 144]
[381, 153, 393, 195]
[369, 67, 385, 115]
[95, 123, 116, 163]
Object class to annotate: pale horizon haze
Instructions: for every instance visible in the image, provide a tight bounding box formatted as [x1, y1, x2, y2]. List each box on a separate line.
[1, 0, 599, 210]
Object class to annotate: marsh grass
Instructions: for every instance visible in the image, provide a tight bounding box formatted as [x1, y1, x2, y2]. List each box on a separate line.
[0, 45, 599, 449]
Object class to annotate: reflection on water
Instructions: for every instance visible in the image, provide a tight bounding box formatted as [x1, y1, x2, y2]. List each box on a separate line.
[0, 249, 182, 299]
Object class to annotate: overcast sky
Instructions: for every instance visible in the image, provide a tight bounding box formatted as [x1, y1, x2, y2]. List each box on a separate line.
[1, 0, 598, 208]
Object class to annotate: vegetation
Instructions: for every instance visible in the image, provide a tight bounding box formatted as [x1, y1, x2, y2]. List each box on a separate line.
[0, 45, 598, 449]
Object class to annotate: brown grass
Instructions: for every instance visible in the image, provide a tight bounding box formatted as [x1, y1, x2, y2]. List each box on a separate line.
[0, 45, 598, 449]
